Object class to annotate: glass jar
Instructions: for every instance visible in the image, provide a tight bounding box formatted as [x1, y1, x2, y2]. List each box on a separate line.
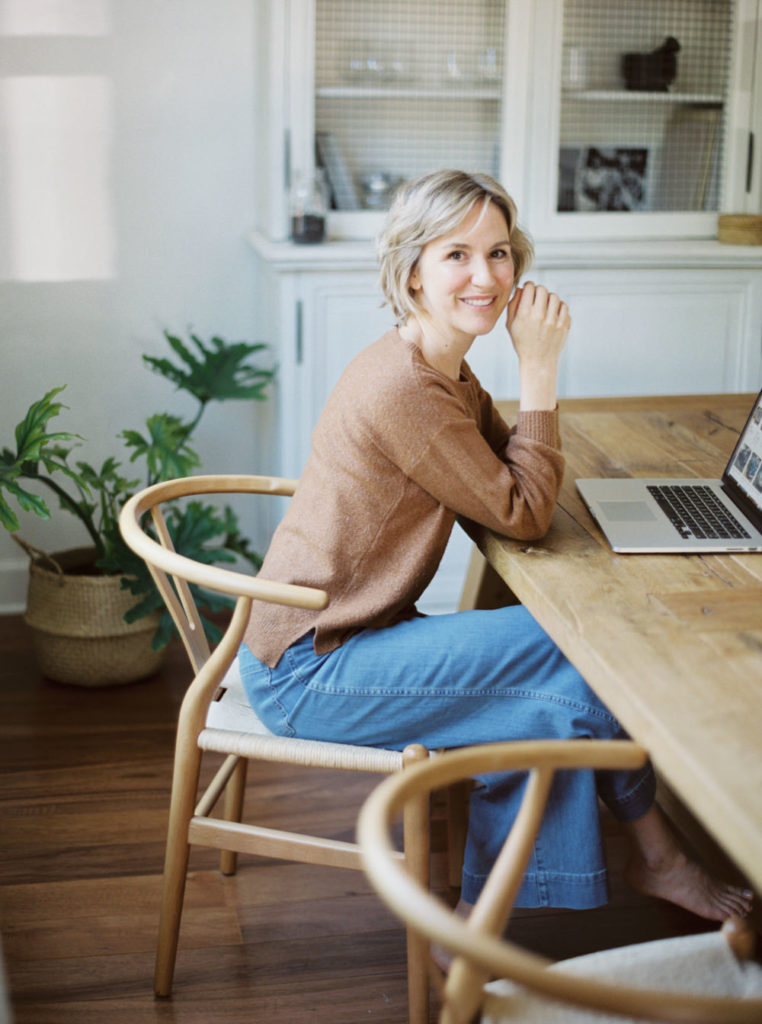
[290, 169, 329, 244]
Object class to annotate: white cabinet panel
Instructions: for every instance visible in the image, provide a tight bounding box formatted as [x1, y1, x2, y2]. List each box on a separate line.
[536, 269, 762, 396]
[291, 273, 393, 473]
[307, 275, 392, 416]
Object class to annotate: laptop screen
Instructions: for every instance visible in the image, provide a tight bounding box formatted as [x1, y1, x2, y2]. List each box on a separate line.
[723, 388, 762, 525]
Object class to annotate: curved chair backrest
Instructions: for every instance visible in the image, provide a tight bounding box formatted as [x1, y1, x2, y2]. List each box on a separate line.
[119, 474, 328, 673]
[358, 739, 762, 1024]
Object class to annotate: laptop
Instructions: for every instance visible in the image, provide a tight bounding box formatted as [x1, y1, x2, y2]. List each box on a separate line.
[576, 388, 762, 553]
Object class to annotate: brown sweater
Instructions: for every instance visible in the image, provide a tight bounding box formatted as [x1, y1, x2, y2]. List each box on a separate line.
[244, 328, 564, 667]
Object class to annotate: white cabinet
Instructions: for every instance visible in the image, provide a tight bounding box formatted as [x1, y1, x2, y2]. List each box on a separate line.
[247, 230, 762, 612]
[256, 0, 762, 243]
[250, 0, 762, 611]
[251, 232, 762, 475]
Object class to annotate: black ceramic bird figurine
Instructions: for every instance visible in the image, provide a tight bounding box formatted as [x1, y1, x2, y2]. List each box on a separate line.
[622, 36, 681, 91]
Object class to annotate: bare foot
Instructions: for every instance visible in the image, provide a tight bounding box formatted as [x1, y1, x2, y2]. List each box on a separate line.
[623, 805, 753, 920]
[624, 847, 753, 920]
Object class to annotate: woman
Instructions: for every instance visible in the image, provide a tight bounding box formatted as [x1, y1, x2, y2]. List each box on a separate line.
[239, 170, 751, 927]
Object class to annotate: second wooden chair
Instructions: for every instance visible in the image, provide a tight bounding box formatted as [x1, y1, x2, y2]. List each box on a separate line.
[358, 738, 762, 1024]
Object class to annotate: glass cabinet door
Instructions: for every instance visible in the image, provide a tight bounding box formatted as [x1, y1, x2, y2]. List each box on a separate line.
[308, 0, 508, 235]
[264, 0, 760, 242]
[524, 0, 761, 240]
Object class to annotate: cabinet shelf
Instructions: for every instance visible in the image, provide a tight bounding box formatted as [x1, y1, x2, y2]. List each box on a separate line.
[317, 84, 502, 101]
[564, 89, 724, 105]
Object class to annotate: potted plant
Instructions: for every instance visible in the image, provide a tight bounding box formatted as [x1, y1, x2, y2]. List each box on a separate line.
[0, 330, 274, 686]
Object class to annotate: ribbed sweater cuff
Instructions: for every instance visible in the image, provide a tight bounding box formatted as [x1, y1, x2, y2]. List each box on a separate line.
[515, 407, 561, 448]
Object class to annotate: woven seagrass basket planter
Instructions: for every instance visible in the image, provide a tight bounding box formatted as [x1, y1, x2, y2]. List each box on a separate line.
[23, 546, 165, 687]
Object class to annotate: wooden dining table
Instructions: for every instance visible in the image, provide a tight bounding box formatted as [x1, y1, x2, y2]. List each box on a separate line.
[461, 393, 762, 895]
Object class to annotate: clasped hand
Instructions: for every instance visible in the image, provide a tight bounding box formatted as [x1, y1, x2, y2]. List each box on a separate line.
[506, 282, 571, 368]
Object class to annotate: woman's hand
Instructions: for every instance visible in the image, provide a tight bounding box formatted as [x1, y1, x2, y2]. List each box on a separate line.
[506, 282, 571, 410]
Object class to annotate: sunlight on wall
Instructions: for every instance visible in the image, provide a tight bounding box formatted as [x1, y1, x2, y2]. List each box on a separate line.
[2, 75, 116, 281]
[0, 0, 115, 282]
[0, 0, 110, 35]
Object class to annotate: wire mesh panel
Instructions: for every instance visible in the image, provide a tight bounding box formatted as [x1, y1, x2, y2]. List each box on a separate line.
[558, 0, 734, 214]
[314, 0, 505, 211]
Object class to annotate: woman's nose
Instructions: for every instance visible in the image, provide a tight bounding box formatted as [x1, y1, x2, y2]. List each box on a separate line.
[470, 258, 495, 285]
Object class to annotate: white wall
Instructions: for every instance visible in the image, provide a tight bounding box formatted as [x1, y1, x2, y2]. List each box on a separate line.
[0, 1, 272, 611]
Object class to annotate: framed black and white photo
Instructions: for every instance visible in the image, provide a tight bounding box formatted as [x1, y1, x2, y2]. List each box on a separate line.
[558, 146, 651, 212]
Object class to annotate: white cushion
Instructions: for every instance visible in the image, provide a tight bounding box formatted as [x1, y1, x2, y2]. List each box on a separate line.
[481, 930, 762, 1023]
[204, 657, 273, 736]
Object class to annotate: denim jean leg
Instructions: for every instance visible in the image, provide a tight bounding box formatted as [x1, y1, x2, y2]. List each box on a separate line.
[237, 605, 656, 907]
[462, 766, 609, 907]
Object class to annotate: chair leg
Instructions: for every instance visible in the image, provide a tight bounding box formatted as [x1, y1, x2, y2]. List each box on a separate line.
[154, 742, 203, 998]
[446, 780, 471, 890]
[402, 745, 431, 1024]
[722, 916, 756, 960]
[220, 756, 248, 876]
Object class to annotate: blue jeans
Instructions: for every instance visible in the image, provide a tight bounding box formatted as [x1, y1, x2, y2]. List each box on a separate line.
[238, 606, 656, 906]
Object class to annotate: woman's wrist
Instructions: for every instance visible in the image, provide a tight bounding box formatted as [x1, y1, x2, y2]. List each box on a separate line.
[518, 361, 559, 411]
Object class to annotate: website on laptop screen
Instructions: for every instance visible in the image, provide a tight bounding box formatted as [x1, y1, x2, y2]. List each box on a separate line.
[725, 392, 762, 517]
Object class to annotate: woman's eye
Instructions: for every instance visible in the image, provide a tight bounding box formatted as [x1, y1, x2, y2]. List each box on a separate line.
[447, 250, 465, 261]
[491, 248, 509, 259]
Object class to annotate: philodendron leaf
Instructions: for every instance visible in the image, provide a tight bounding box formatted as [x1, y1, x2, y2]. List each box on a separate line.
[169, 500, 238, 565]
[143, 331, 275, 405]
[0, 387, 89, 527]
[104, 500, 248, 650]
[122, 414, 200, 482]
[0, 499, 21, 531]
[13, 387, 81, 463]
[0, 478, 52, 530]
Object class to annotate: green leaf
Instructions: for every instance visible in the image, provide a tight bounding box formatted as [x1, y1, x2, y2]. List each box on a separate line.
[149, 610, 177, 651]
[13, 387, 78, 462]
[76, 458, 137, 499]
[168, 501, 237, 564]
[143, 331, 275, 405]
[6, 481, 52, 520]
[39, 448, 92, 493]
[100, 499, 261, 650]
[122, 414, 200, 482]
[0, 498, 21, 531]
[200, 504, 264, 571]
[0, 388, 90, 527]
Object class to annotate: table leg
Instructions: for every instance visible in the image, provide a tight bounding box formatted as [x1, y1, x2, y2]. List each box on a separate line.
[458, 545, 520, 611]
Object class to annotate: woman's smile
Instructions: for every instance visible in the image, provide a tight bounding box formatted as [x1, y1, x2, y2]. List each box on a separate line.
[407, 200, 515, 365]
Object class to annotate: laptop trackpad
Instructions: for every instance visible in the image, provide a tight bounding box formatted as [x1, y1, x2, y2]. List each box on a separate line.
[599, 501, 657, 523]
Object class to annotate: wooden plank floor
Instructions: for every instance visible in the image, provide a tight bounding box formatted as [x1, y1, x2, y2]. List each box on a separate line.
[0, 613, 746, 1023]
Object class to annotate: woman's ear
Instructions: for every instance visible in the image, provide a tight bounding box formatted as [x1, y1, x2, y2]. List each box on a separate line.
[408, 264, 421, 292]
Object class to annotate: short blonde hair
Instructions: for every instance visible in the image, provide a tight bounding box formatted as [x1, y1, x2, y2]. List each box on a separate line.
[377, 170, 534, 323]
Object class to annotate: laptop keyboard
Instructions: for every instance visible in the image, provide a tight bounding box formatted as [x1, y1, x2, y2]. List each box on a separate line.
[647, 484, 751, 541]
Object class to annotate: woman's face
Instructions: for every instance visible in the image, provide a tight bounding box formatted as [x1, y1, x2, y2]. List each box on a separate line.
[408, 201, 514, 345]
